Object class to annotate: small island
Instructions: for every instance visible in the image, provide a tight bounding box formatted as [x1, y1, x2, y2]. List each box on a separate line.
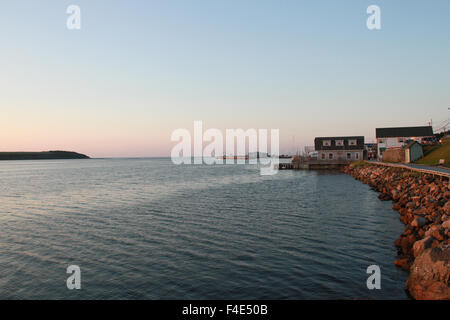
[0, 151, 90, 161]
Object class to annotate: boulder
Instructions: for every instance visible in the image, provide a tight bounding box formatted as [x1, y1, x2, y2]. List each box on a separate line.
[406, 202, 416, 209]
[394, 258, 411, 271]
[406, 244, 450, 300]
[443, 202, 450, 215]
[418, 229, 425, 238]
[411, 216, 428, 228]
[413, 236, 434, 258]
[443, 220, 450, 229]
[414, 207, 428, 216]
[425, 225, 440, 237]
[431, 228, 445, 241]
[378, 193, 391, 201]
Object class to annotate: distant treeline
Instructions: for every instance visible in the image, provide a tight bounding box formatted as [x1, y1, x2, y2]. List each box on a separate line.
[0, 151, 90, 160]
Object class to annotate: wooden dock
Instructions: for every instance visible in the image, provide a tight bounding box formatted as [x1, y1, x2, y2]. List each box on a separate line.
[279, 160, 351, 170]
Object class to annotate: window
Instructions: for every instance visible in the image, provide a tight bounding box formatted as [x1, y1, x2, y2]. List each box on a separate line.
[336, 140, 344, 146]
[349, 139, 357, 146]
[398, 137, 405, 143]
[347, 153, 351, 160]
[321, 153, 325, 159]
[322, 140, 331, 147]
[356, 153, 359, 159]
[329, 153, 333, 160]
[378, 138, 384, 144]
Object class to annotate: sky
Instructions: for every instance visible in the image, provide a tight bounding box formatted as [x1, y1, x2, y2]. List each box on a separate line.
[1, 0, 449, 157]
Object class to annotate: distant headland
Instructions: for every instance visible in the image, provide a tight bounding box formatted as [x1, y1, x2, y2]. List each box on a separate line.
[0, 151, 90, 161]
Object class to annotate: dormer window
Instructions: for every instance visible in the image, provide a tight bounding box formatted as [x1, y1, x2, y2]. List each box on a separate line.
[349, 139, 357, 146]
[336, 140, 344, 146]
[322, 140, 331, 147]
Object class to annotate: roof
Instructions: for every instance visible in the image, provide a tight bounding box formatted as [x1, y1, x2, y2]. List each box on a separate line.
[315, 136, 364, 141]
[403, 141, 423, 150]
[314, 136, 365, 150]
[376, 126, 433, 138]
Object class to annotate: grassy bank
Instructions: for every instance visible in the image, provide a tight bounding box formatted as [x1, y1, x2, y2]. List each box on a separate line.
[415, 138, 450, 167]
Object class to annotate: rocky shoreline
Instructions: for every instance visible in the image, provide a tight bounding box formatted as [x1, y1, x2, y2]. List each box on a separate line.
[343, 163, 450, 300]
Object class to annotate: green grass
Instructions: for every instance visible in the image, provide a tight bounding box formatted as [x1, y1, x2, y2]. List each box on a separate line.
[414, 142, 450, 168]
[350, 160, 371, 168]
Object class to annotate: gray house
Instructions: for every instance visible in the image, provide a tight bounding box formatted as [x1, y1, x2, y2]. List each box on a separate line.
[404, 141, 423, 163]
[314, 136, 365, 161]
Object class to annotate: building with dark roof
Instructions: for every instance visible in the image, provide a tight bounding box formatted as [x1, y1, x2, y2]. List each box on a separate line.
[376, 126, 433, 138]
[314, 136, 364, 161]
[375, 126, 433, 159]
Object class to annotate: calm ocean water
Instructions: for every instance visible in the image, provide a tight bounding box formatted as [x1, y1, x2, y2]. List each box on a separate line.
[0, 158, 408, 299]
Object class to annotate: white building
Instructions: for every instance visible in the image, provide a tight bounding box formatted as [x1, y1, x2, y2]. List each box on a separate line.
[376, 126, 433, 159]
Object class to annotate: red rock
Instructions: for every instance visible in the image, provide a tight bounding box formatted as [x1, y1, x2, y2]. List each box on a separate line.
[378, 193, 391, 201]
[406, 245, 450, 300]
[431, 228, 445, 241]
[443, 202, 450, 215]
[418, 229, 425, 238]
[414, 207, 427, 216]
[411, 216, 428, 228]
[443, 220, 450, 229]
[407, 233, 416, 243]
[406, 202, 416, 209]
[425, 225, 440, 237]
[394, 258, 411, 271]
[413, 236, 434, 258]
[432, 240, 441, 248]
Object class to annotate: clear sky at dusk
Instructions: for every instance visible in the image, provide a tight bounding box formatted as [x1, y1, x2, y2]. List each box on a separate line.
[1, 1, 449, 157]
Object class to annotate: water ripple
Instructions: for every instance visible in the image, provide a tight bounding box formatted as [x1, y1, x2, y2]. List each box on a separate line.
[0, 159, 408, 299]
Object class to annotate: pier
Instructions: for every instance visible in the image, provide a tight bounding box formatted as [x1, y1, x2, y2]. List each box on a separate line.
[279, 160, 351, 170]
